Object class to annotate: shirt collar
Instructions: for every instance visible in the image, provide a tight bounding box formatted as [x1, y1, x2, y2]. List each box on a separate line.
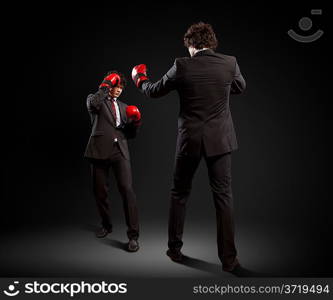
[107, 96, 117, 102]
[192, 48, 214, 57]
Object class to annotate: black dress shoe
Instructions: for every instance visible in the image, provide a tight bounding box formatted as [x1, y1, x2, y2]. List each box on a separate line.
[95, 227, 111, 238]
[166, 249, 183, 262]
[127, 239, 139, 252]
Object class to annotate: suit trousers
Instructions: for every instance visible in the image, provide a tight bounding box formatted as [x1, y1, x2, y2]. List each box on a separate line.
[90, 143, 139, 240]
[168, 145, 239, 270]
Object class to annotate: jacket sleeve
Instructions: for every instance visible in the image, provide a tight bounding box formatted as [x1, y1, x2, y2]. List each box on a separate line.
[231, 59, 246, 94]
[123, 119, 141, 139]
[140, 60, 178, 98]
[86, 89, 108, 114]
[120, 103, 142, 139]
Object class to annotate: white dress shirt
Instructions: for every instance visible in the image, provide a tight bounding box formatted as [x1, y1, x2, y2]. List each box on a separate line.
[108, 97, 121, 143]
[112, 98, 121, 128]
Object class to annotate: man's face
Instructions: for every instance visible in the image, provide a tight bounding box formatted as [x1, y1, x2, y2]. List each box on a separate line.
[109, 85, 123, 98]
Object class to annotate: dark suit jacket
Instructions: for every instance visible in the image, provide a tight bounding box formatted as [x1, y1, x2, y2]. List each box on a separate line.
[84, 89, 140, 160]
[141, 49, 246, 158]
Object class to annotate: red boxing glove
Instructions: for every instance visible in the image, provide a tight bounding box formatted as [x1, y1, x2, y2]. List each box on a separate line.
[126, 105, 141, 121]
[131, 64, 148, 88]
[99, 73, 121, 90]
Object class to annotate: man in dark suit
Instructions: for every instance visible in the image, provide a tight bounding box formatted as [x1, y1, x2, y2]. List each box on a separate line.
[84, 71, 141, 252]
[131, 22, 246, 271]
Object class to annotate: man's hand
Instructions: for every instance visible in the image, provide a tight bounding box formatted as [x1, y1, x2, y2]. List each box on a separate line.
[99, 73, 121, 91]
[126, 105, 141, 121]
[131, 64, 148, 88]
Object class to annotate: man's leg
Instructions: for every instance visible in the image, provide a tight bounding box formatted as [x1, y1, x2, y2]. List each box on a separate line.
[205, 152, 239, 271]
[91, 161, 112, 233]
[168, 154, 201, 253]
[111, 150, 139, 241]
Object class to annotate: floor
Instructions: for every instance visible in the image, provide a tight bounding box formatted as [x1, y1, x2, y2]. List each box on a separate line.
[1, 222, 325, 278]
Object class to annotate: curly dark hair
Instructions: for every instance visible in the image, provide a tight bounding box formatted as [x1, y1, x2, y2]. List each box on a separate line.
[184, 22, 218, 50]
[105, 70, 127, 88]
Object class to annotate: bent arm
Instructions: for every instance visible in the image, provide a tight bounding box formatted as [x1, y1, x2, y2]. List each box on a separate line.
[231, 60, 246, 94]
[86, 89, 107, 114]
[124, 119, 141, 139]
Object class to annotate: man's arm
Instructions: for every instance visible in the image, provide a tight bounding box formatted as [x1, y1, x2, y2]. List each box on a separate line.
[123, 105, 142, 139]
[124, 119, 141, 139]
[231, 60, 246, 94]
[86, 89, 107, 114]
[87, 73, 121, 113]
[132, 61, 178, 98]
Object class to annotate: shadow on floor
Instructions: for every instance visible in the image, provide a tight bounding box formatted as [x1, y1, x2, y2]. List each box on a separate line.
[99, 238, 128, 251]
[80, 223, 128, 251]
[178, 255, 268, 277]
[80, 223, 274, 276]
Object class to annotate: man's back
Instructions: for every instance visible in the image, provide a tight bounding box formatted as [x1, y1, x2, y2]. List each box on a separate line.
[139, 49, 245, 157]
[175, 49, 242, 125]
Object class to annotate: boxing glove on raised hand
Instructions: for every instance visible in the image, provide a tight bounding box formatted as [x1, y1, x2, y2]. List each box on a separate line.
[126, 105, 141, 121]
[131, 64, 148, 88]
[99, 73, 121, 90]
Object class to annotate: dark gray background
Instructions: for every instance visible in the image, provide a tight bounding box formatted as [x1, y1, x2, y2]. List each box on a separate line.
[2, 3, 331, 278]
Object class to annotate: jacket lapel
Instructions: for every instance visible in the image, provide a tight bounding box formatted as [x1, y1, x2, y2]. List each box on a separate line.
[104, 99, 116, 126]
[104, 99, 127, 127]
[117, 101, 127, 125]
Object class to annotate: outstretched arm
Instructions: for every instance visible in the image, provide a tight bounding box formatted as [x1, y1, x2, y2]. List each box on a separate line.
[132, 61, 178, 98]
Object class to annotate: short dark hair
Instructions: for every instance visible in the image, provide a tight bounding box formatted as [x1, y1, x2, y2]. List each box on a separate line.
[184, 22, 218, 50]
[105, 70, 127, 88]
